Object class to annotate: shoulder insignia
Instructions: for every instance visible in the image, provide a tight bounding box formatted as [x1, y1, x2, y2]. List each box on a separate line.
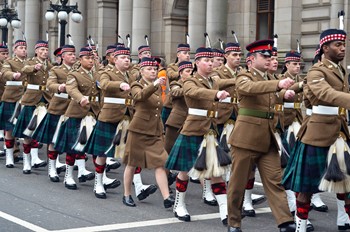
[311, 78, 324, 83]
[66, 78, 75, 84]
[2, 64, 10, 68]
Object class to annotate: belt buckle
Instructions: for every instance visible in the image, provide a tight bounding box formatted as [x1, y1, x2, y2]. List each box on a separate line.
[89, 96, 96, 102]
[274, 104, 284, 112]
[339, 107, 346, 116]
[40, 85, 46, 91]
[207, 110, 216, 118]
[232, 97, 238, 104]
[125, 98, 133, 106]
[294, 102, 301, 109]
[23, 81, 28, 87]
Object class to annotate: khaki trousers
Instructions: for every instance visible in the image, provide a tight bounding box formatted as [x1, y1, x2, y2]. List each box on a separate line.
[227, 145, 293, 228]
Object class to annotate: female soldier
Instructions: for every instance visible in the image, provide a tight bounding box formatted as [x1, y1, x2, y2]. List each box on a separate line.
[166, 47, 235, 224]
[122, 57, 174, 209]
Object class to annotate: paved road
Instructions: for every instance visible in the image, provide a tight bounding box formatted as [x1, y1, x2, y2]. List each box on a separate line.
[0, 145, 341, 232]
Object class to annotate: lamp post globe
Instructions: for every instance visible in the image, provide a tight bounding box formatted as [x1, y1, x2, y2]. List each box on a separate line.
[0, 18, 7, 27]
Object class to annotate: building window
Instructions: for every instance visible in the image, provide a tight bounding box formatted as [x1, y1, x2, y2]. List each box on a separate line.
[256, 0, 274, 40]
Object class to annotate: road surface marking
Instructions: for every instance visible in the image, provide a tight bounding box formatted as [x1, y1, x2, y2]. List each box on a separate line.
[0, 210, 49, 232]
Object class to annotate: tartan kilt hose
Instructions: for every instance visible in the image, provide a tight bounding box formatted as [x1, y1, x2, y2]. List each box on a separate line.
[165, 134, 203, 172]
[12, 105, 35, 138]
[86, 120, 118, 157]
[32, 113, 61, 144]
[282, 140, 329, 193]
[54, 117, 83, 154]
[0, 102, 16, 131]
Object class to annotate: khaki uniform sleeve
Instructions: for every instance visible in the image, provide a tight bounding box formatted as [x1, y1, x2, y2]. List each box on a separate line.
[1, 60, 15, 81]
[66, 74, 84, 104]
[183, 79, 217, 100]
[131, 82, 159, 102]
[100, 72, 123, 92]
[21, 60, 36, 74]
[47, 69, 61, 94]
[236, 74, 280, 96]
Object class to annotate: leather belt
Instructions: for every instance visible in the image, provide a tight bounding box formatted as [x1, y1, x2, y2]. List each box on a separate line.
[54, 93, 69, 99]
[220, 97, 238, 104]
[188, 108, 218, 118]
[26, 84, 47, 91]
[284, 102, 302, 109]
[312, 105, 345, 116]
[84, 95, 99, 102]
[104, 97, 133, 106]
[306, 108, 312, 116]
[6, 81, 23, 86]
[238, 108, 274, 119]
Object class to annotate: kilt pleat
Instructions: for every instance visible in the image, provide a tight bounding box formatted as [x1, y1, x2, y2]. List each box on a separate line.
[86, 120, 117, 157]
[54, 117, 83, 154]
[32, 113, 61, 144]
[0, 102, 16, 131]
[282, 140, 329, 193]
[12, 105, 35, 138]
[165, 134, 203, 172]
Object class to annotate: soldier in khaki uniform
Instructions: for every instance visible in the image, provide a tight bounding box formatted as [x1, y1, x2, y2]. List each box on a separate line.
[129, 45, 152, 80]
[122, 57, 174, 208]
[283, 29, 350, 232]
[227, 39, 296, 232]
[86, 46, 135, 199]
[212, 48, 225, 69]
[0, 40, 27, 168]
[54, 47, 100, 190]
[0, 44, 9, 156]
[12, 40, 53, 174]
[32, 45, 76, 182]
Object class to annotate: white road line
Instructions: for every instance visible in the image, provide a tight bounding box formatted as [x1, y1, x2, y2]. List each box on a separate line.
[0, 210, 49, 232]
[255, 182, 263, 186]
[52, 208, 272, 232]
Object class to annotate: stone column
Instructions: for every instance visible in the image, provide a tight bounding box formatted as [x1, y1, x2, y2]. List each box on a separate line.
[24, 0, 40, 57]
[97, 0, 118, 56]
[131, 0, 151, 55]
[206, 0, 227, 48]
[14, 0, 25, 43]
[118, 0, 133, 45]
[68, 0, 87, 50]
[188, 0, 206, 52]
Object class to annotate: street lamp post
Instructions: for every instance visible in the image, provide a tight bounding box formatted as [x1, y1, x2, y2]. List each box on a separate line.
[45, 0, 83, 47]
[0, 0, 21, 44]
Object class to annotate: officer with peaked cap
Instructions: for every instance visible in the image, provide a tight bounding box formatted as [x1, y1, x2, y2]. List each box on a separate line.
[227, 39, 296, 232]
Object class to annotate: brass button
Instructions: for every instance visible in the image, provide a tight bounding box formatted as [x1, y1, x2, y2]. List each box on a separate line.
[155, 114, 158, 117]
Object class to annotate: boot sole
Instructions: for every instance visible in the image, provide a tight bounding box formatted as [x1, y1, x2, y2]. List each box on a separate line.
[104, 180, 121, 189]
[65, 183, 77, 190]
[174, 212, 191, 222]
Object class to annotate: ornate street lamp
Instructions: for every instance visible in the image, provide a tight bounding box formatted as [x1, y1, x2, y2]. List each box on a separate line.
[45, 0, 82, 47]
[0, 0, 21, 44]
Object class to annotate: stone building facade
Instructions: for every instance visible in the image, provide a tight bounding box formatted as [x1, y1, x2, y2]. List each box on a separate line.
[2, 0, 350, 71]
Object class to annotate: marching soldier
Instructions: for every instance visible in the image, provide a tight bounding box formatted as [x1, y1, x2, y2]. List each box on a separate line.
[166, 47, 235, 225]
[212, 48, 225, 69]
[31, 44, 76, 182]
[12, 40, 53, 174]
[122, 57, 174, 208]
[54, 47, 100, 190]
[227, 39, 296, 232]
[283, 28, 350, 232]
[0, 44, 9, 156]
[86, 46, 135, 199]
[129, 45, 152, 79]
[53, 47, 62, 66]
[0, 40, 27, 168]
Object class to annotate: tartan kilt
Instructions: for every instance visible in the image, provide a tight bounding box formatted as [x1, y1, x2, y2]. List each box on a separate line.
[165, 134, 203, 172]
[86, 120, 118, 157]
[0, 102, 16, 131]
[282, 140, 329, 193]
[32, 113, 61, 144]
[161, 107, 171, 128]
[12, 105, 35, 138]
[54, 117, 83, 154]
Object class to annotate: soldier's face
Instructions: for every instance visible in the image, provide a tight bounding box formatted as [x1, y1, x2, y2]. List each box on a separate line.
[62, 52, 76, 66]
[268, 56, 278, 72]
[252, 53, 271, 72]
[36, 47, 48, 60]
[323, 40, 346, 63]
[80, 55, 94, 70]
[180, 68, 193, 79]
[106, 54, 114, 65]
[0, 51, 8, 61]
[177, 51, 190, 62]
[286, 62, 300, 75]
[213, 56, 225, 68]
[114, 55, 130, 71]
[196, 57, 213, 75]
[141, 66, 158, 81]
[14, 46, 27, 58]
[139, 51, 151, 59]
[225, 52, 242, 69]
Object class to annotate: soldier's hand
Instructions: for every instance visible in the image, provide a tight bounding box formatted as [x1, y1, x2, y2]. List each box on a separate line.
[13, 72, 21, 80]
[283, 90, 295, 100]
[154, 77, 166, 86]
[216, 90, 230, 100]
[80, 96, 89, 107]
[58, 83, 66, 93]
[120, 82, 130, 91]
[278, 77, 294, 89]
[34, 63, 42, 70]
